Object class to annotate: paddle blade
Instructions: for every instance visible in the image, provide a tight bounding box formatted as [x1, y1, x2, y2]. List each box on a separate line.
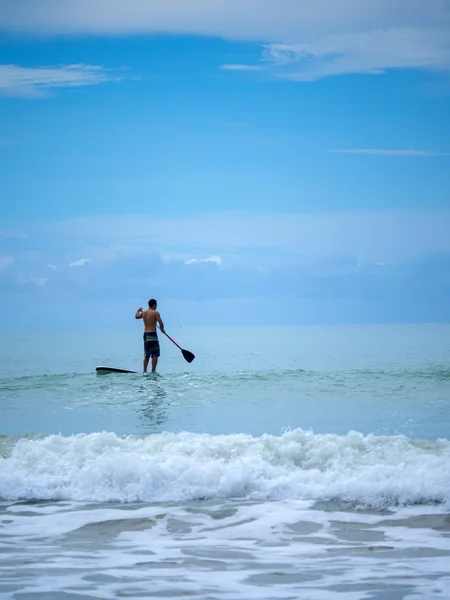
[181, 348, 195, 363]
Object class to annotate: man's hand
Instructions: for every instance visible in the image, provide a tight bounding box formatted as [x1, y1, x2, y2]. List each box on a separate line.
[135, 307, 144, 319]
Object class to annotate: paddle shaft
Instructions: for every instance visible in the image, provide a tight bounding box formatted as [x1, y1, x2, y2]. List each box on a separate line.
[161, 330, 182, 350]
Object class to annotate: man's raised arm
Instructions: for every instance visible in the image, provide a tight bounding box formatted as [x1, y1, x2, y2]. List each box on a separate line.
[135, 307, 143, 319]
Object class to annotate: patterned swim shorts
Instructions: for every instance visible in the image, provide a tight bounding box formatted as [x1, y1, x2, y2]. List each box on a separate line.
[143, 332, 160, 359]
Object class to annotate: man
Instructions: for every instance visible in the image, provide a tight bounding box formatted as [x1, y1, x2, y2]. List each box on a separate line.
[135, 299, 165, 373]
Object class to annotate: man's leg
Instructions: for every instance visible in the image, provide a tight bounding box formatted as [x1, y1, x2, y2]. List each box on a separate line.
[143, 356, 149, 373]
[151, 356, 158, 372]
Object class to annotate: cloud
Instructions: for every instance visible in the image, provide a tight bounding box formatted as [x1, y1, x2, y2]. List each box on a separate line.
[0, 64, 120, 98]
[1, 2, 449, 81]
[69, 258, 92, 268]
[16, 274, 48, 287]
[47, 264, 58, 270]
[220, 64, 263, 72]
[262, 28, 450, 81]
[3, 247, 450, 326]
[327, 149, 447, 156]
[47, 209, 450, 266]
[0, 256, 14, 270]
[185, 256, 223, 265]
[3, 209, 449, 326]
[0, 1, 447, 39]
[2, 210, 450, 325]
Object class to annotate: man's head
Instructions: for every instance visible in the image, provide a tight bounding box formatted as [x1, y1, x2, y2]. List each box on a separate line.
[148, 299, 157, 309]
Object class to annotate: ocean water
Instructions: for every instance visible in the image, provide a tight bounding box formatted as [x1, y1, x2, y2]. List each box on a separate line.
[1, 324, 450, 600]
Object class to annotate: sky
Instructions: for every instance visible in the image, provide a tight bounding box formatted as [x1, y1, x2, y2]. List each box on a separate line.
[0, 0, 450, 329]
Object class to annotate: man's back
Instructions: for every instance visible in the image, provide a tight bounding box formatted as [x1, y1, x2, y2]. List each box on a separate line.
[142, 309, 159, 332]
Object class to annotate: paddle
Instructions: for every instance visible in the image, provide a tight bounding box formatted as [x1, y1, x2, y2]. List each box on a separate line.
[160, 328, 195, 363]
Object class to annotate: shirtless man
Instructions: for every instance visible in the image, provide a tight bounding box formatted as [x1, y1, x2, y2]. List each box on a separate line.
[135, 299, 165, 373]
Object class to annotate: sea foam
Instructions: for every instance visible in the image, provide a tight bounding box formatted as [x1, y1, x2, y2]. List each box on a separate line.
[1, 429, 449, 506]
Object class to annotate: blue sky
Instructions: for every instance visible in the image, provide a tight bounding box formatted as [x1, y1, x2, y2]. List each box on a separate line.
[1, 0, 450, 328]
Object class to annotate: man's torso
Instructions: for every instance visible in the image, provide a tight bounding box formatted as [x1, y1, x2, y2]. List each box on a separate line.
[142, 309, 158, 332]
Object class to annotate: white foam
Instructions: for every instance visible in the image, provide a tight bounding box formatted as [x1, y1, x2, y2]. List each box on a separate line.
[1, 430, 449, 506]
[1, 499, 450, 600]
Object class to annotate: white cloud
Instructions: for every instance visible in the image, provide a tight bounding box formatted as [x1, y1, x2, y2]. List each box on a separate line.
[69, 258, 92, 268]
[220, 64, 262, 71]
[0, 64, 120, 98]
[34, 277, 48, 287]
[16, 275, 48, 287]
[203, 256, 222, 265]
[327, 149, 447, 156]
[0, 1, 447, 39]
[185, 256, 223, 265]
[48, 209, 450, 265]
[262, 28, 450, 81]
[1, 2, 449, 81]
[47, 264, 58, 270]
[0, 256, 14, 270]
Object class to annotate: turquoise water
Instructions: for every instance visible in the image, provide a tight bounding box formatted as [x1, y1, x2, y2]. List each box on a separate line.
[1, 324, 449, 439]
[1, 324, 450, 599]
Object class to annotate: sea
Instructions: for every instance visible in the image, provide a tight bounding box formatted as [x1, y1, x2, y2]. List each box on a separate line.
[1, 324, 450, 600]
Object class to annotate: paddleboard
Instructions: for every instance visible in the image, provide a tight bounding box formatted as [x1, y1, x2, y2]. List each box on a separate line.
[96, 366, 138, 374]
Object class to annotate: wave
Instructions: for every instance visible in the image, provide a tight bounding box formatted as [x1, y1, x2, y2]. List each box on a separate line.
[1, 430, 449, 507]
[1, 364, 449, 390]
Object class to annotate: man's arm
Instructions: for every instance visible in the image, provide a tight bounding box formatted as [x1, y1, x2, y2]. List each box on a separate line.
[156, 311, 165, 333]
[135, 307, 143, 319]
